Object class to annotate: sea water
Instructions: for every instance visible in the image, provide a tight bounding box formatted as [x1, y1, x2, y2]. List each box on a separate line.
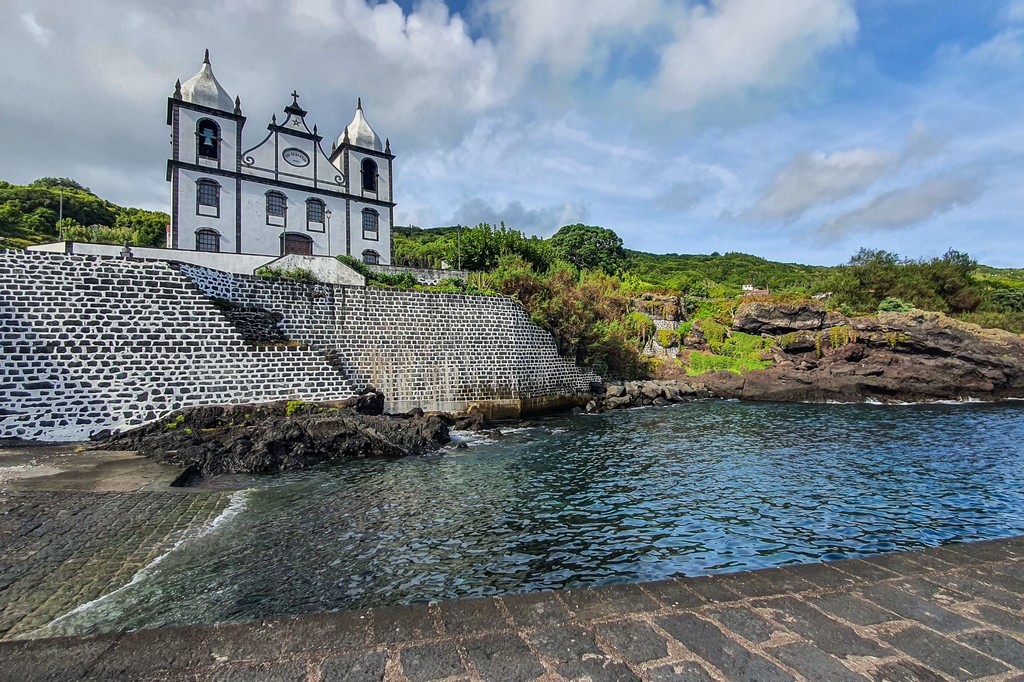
[41, 400, 1024, 636]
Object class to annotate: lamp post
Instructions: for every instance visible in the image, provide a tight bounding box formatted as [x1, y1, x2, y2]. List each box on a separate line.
[325, 207, 332, 256]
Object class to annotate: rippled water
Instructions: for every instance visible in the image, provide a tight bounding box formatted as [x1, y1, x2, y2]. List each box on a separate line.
[44, 400, 1024, 636]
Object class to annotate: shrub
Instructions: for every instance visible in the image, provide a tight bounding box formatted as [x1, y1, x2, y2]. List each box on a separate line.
[656, 329, 679, 348]
[369, 271, 418, 288]
[336, 255, 370, 277]
[699, 319, 728, 351]
[687, 298, 734, 325]
[686, 350, 770, 375]
[285, 400, 307, 416]
[623, 312, 656, 346]
[255, 266, 318, 283]
[878, 296, 914, 313]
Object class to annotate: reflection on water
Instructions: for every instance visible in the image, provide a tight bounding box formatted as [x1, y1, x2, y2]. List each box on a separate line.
[43, 401, 1024, 636]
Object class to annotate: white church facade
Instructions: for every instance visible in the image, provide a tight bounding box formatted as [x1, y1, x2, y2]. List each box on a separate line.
[166, 51, 394, 264]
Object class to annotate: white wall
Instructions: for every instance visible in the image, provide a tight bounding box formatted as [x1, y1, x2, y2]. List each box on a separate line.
[26, 242, 366, 283]
[178, 168, 238, 253]
[349, 198, 391, 263]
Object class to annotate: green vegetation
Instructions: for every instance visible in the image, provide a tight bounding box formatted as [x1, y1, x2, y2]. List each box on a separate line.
[656, 329, 679, 348]
[255, 266, 319, 283]
[6, 179, 1024, 376]
[1, 178, 168, 248]
[285, 400, 307, 416]
[682, 324, 773, 375]
[336, 254, 371, 277]
[624, 250, 827, 295]
[878, 297, 915, 313]
[549, 224, 625, 274]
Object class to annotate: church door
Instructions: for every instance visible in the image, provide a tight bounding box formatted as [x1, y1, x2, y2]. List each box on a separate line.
[282, 233, 313, 255]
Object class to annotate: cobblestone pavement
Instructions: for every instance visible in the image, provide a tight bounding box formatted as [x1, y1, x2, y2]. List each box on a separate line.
[0, 490, 229, 640]
[1, 537, 1023, 681]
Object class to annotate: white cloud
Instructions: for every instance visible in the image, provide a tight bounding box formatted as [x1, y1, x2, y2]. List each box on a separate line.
[816, 176, 983, 241]
[650, 0, 858, 112]
[963, 28, 1024, 67]
[1007, 0, 1024, 23]
[449, 198, 589, 235]
[481, 0, 661, 80]
[19, 13, 52, 46]
[751, 148, 898, 220]
[746, 126, 943, 221]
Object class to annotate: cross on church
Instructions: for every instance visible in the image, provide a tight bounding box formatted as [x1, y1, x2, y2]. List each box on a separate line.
[291, 90, 300, 105]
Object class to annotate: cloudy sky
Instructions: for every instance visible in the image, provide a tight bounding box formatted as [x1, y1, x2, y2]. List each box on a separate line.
[1, 0, 1022, 266]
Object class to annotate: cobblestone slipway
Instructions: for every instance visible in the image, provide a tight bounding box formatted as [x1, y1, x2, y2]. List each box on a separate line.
[1, 487, 1023, 682]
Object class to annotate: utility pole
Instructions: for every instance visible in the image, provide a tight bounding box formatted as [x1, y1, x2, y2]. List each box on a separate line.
[457, 224, 462, 271]
[58, 181, 64, 239]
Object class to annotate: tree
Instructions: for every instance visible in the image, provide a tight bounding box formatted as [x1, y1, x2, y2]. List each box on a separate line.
[115, 208, 169, 246]
[549, 224, 625, 274]
[28, 177, 92, 193]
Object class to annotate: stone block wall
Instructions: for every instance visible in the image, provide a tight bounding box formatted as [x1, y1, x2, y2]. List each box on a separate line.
[366, 264, 471, 286]
[181, 265, 599, 416]
[0, 250, 355, 442]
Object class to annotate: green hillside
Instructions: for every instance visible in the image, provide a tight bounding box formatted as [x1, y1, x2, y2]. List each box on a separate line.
[4, 179, 1021, 363]
[0, 177, 168, 249]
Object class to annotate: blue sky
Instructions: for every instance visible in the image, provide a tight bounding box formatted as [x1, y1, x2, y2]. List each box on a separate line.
[1, 0, 1022, 266]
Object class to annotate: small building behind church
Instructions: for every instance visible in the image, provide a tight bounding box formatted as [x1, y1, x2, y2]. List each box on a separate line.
[166, 51, 394, 265]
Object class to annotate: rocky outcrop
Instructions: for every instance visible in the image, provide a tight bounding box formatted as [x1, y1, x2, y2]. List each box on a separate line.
[95, 392, 449, 477]
[731, 301, 828, 334]
[702, 304, 1024, 403]
[583, 380, 711, 412]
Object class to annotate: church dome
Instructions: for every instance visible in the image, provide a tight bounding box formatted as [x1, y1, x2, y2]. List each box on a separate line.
[179, 50, 234, 112]
[339, 98, 382, 151]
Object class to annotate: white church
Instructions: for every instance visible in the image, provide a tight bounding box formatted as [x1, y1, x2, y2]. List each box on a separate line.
[166, 51, 394, 265]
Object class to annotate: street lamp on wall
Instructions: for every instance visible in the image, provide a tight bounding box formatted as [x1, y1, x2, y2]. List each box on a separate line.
[325, 207, 332, 257]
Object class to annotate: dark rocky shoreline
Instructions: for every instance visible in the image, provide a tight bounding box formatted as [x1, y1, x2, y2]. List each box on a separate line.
[93, 389, 453, 479]
[91, 304, 1024, 478]
[585, 305, 1024, 411]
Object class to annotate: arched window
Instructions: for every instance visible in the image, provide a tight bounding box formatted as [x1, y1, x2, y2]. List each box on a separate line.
[361, 158, 378, 192]
[195, 228, 220, 253]
[361, 209, 379, 240]
[306, 198, 326, 232]
[362, 249, 380, 265]
[282, 232, 313, 256]
[196, 178, 220, 217]
[196, 119, 220, 161]
[266, 191, 287, 226]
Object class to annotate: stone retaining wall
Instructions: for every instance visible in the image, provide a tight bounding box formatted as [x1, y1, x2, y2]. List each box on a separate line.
[180, 265, 599, 416]
[0, 250, 356, 441]
[0, 251, 597, 441]
[366, 264, 471, 286]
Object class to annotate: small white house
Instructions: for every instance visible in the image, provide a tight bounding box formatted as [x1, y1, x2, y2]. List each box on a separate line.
[166, 51, 395, 264]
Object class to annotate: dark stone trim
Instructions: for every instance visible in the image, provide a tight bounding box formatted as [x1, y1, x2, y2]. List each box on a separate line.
[335, 143, 395, 161]
[166, 161, 395, 207]
[267, 124, 322, 142]
[345, 198, 351, 257]
[388, 156, 395, 264]
[167, 97, 246, 125]
[236, 119, 243, 253]
[170, 169, 179, 249]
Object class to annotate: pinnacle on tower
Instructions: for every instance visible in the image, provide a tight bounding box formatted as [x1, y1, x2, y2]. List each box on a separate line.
[203, 48, 210, 64]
